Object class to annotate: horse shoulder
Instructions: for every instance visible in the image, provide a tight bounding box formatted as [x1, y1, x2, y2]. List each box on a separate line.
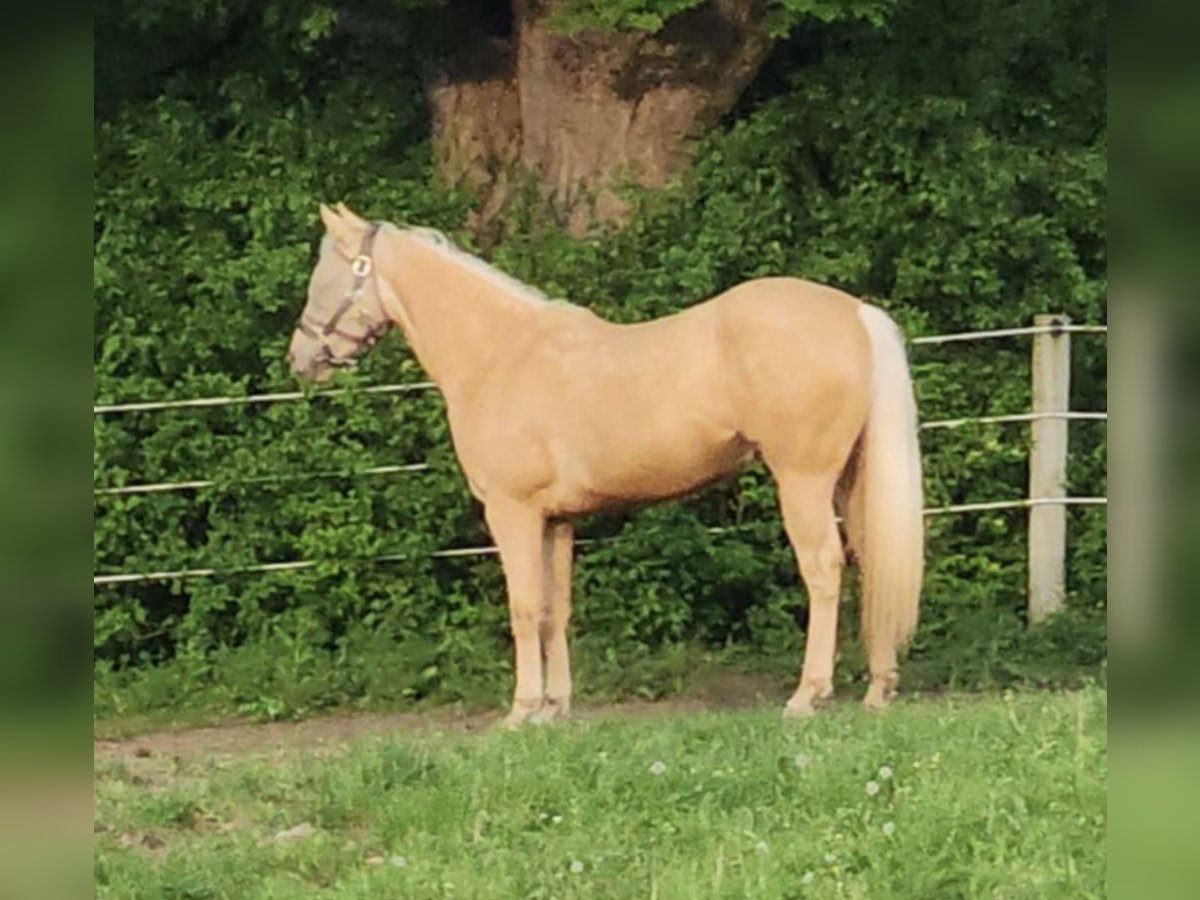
[440, 317, 578, 501]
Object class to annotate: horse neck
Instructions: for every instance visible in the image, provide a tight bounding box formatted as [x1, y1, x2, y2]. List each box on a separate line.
[379, 232, 541, 393]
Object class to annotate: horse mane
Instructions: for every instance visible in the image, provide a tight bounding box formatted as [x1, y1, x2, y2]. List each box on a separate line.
[399, 225, 556, 309]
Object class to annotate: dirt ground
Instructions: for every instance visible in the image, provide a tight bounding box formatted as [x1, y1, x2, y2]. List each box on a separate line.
[94, 671, 782, 768]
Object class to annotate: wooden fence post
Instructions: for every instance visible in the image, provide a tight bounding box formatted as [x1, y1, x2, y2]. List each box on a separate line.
[1028, 314, 1071, 623]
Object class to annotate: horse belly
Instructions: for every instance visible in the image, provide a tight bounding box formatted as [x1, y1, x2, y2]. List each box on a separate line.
[544, 420, 753, 515]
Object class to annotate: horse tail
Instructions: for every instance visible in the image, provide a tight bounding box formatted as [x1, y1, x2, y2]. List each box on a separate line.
[845, 304, 924, 666]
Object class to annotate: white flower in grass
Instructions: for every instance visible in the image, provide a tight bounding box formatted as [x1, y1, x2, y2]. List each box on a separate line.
[754, 840, 769, 854]
[273, 822, 315, 841]
[882, 822, 895, 837]
[551, 814, 563, 825]
[570, 860, 585, 874]
[823, 852, 837, 864]
[865, 780, 881, 796]
[649, 760, 667, 776]
[389, 855, 407, 868]
[878, 765, 894, 781]
[792, 752, 810, 769]
[801, 870, 815, 885]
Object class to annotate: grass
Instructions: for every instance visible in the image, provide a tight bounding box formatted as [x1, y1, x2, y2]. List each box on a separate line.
[94, 687, 1106, 899]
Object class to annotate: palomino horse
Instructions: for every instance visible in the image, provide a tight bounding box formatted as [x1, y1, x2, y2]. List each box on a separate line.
[289, 203, 924, 727]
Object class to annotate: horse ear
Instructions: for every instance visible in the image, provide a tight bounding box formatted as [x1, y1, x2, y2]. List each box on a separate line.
[319, 203, 341, 232]
[318, 202, 359, 257]
[335, 202, 371, 228]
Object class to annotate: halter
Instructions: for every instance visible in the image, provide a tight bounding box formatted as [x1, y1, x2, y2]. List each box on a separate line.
[298, 224, 391, 368]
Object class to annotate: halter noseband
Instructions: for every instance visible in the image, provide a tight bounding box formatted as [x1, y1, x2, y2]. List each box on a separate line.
[298, 224, 391, 368]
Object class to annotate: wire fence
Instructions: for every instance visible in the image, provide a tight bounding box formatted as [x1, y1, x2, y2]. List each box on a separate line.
[91, 324, 1107, 417]
[92, 411, 1108, 499]
[91, 496, 1108, 587]
[92, 321, 1107, 587]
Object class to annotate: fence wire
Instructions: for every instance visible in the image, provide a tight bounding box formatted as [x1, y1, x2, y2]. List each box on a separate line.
[93, 320, 1108, 587]
[92, 496, 1108, 586]
[92, 324, 1107, 416]
[94, 411, 1107, 498]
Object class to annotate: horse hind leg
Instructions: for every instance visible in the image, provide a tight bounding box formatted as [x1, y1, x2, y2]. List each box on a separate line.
[832, 445, 901, 707]
[773, 470, 845, 718]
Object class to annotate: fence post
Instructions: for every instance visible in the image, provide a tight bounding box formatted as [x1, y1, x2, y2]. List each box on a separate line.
[1028, 314, 1071, 623]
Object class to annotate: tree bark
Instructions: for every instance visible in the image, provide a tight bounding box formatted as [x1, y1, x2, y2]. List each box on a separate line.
[427, 0, 773, 236]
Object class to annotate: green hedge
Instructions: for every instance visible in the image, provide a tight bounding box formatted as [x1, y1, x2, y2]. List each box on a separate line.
[94, 0, 1106, 720]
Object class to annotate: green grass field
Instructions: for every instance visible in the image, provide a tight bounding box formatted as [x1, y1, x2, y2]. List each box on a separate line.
[94, 688, 1106, 899]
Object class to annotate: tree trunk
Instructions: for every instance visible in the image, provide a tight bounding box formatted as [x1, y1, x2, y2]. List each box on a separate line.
[427, 0, 773, 236]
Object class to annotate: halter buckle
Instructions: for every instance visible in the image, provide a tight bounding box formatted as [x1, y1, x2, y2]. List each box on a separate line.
[351, 255, 373, 278]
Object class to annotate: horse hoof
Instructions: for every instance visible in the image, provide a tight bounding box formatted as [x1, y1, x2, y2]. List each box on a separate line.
[530, 699, 570, 726]
[863, 674, 898, 710]
[782, 700, 817, 719]
[863, 690, 893, 711]
[499, 704, 540, 730]
[784, 680, 832, 719]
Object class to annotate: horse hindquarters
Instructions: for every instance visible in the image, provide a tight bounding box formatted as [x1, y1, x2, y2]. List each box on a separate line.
[724, 294, 871, 715]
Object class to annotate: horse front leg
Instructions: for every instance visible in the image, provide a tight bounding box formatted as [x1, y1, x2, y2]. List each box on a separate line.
[485, 499, 550, 728]
[532, 520, 574, 724]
